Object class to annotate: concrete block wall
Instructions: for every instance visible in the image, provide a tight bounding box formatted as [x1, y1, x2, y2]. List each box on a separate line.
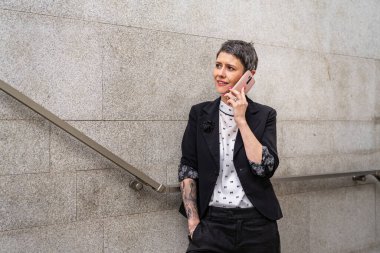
[0, 1, 379, 252]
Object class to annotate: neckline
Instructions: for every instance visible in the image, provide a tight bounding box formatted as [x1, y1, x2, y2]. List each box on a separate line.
[219, 100, 234, 116]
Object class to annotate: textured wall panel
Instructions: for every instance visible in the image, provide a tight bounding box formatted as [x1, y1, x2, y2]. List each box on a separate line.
[320, 1, 380, 59]
[0, 172, 76, 231]
[1, 1, 379, 58]
[0, 220, 103, 253]
[331, 121, 376, 153]
[0, 120, 49, 175]
[50, 124, 116, 172]
[278, 193, 310, 253]
[51, 120, 185, 180]
[0, 91, 41, 120]
[0, 10, 103, 120]
[1, 8, 377, 122]
[376, 61, 380, 118]
[167, 191, 182, 211]
[376, 124, 380, 151]
[324, 54, 377, 120]
[0, 0, 130, 24]
[309, 184, 376, 253]
[104, 210, 187, 253]
[0, 1, 378, 252]
[76, 169, 167, 220]
[371, 151, 380, 167]
[278, 184, 378, 252]
[102, 24, 219, 120]
[273, 177, 357, 197]
[277, 151, 377, 177]
[252, 45, 377, 121]
[102, 32, 378, 121]
[280, 121, 375, 157]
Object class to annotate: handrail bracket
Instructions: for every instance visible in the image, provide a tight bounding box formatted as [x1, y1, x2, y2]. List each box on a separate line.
[129, 180, 167, 193]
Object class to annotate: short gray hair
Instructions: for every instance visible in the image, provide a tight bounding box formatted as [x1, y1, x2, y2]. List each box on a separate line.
[216, 40, 258, 71]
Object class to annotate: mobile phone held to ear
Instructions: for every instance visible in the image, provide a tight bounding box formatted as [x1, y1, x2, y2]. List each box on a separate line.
[232, 70, 255, 93]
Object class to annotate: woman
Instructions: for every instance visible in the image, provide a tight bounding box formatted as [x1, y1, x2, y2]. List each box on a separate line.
[178, 40, 282, 253]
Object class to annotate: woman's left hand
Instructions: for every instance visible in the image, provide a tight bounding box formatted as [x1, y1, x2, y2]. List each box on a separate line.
[224, 87, 248, 126]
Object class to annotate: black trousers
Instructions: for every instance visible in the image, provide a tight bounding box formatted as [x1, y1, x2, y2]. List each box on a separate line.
[186, 206, 280, 253]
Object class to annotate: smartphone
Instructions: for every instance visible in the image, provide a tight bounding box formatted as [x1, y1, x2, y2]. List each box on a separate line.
[232, 70, 255, 93]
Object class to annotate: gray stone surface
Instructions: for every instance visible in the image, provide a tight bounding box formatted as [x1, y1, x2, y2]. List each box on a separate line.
[309, 184, 376, 253]
[1, 8, 377, 122]
[353, 246, 380, 253]
[376, 58, 380, 150]
[279, 120, 332, 157]
[104, 209, 188, 253]
[332, 121, 376, 153]
[0, 0, 130, 25]
[102, 24, 219, 120]
[0, 172, 76, 231]
[321, 1, 380, 59]
[277, 184, 378, 252]
[0, 91, 42, 120]
[279, 120, 375, 157]
[252, 45, 378, 121]
[0, 220, 103, 253]
[376, 61, 380, 118]
[273, 176, 359, 197]
[1, 1, 379, 59]
[52, 120, 184, 181]
[277, 151, 378, 177]
[0, 1, 379, 252]
[278, 193, 310, 253]
[0, 9, 103, 120]
[50, 124, 116, 172]
[323, 54, 377, 121]
[370, 151, 380, 168]
[0, 119, 49, 175]
[76, 168, 167, 220]
[100, 25, 377, 121]
[374, 123, 379, 152]
[167, 191, 182, 211]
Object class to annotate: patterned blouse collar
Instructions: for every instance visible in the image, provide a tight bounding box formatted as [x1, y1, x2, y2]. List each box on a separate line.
[219, 100, 234, 116]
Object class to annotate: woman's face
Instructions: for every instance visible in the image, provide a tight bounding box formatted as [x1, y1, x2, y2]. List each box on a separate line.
[213, 52, 245, 95]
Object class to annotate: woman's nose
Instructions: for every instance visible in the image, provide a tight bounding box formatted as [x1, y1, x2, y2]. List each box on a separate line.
[217, 67, 226, 77]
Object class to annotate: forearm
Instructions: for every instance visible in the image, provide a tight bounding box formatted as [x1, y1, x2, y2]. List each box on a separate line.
[180, 178, 200, 228]
[237, 120, 262, 164]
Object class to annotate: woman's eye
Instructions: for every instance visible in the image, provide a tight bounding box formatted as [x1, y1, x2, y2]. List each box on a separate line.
[228, 66, 235, 71]
[215, 63, 222, 69]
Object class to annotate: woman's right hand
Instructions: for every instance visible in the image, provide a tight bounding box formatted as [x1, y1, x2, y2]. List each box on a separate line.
[188, 219, 200, 239]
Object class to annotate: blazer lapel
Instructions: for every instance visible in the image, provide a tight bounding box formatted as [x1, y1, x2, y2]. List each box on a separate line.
[200, 97, 220, 171]
[233, 97, 260, 158]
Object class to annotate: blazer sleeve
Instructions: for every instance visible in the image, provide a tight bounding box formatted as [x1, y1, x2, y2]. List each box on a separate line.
[249, 108, 279, 179]
[178, 106, 199, 182]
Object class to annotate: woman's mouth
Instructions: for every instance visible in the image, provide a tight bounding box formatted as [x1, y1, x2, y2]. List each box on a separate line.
[216, 80, 228, 87]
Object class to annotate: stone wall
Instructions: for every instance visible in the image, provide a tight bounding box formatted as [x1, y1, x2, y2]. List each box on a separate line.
[0, 1, 379, 252]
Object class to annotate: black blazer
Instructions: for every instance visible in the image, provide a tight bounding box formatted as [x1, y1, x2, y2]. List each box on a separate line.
[179, 97, 283, 221]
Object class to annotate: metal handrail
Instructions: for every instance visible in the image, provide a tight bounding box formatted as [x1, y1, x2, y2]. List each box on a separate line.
[272, 170, 380, 182]
[0, 79, 166, 193]
[1, 79, 379, 194]
[166, 170, 380, 193]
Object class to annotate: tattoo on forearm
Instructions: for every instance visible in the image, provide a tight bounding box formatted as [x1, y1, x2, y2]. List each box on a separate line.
[180, 180, 199, 220]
